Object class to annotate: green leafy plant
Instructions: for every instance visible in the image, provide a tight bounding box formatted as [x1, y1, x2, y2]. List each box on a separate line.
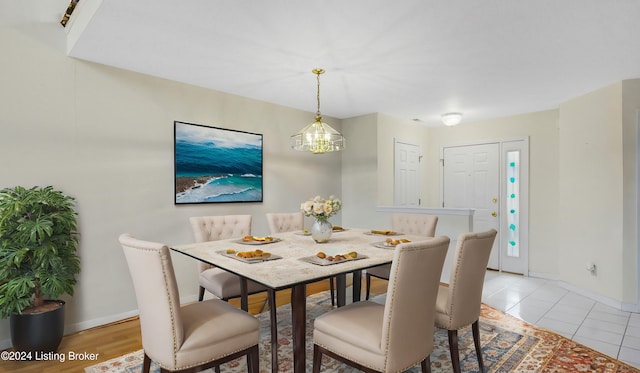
[0, 186, 80, 319]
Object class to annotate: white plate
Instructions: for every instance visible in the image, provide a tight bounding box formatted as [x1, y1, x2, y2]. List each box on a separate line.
[371, 241, 397, 249]
[295, 231, 311, 236]
[371, 240, 411, 249]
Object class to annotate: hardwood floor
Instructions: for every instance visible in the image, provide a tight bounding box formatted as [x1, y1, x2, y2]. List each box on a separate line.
[1, 277, 389, 373]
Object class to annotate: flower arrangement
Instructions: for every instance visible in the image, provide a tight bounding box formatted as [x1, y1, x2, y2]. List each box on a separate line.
[301, 195, 342, 222]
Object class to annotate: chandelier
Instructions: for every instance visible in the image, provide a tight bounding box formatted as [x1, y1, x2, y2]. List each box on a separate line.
[290, 69, 345, 154]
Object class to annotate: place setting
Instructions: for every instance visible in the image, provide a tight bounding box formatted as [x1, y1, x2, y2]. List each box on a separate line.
[217, 248, 282, 263]
[370, 237, 412, 249]
[363, 229, 403, 236]
[233, 235, 282, 245]
[299, 249, 368, 266]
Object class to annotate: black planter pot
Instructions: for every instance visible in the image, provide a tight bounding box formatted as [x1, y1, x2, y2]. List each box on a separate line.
[10, 300, 65, 354]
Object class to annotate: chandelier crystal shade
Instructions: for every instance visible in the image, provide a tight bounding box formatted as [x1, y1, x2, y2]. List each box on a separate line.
[290, 69, 345, 154]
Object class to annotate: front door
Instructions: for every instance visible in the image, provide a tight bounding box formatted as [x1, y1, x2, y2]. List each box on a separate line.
[443, 143, 501, 269]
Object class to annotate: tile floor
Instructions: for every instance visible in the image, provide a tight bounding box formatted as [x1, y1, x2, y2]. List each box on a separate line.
[482, 271, 640, 369]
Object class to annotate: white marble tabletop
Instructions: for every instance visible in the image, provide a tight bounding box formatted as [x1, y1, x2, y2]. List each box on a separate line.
[171, 228, 431, 290]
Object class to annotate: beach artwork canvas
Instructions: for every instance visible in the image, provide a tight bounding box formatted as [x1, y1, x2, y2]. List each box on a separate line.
[174, 121, 263, 204]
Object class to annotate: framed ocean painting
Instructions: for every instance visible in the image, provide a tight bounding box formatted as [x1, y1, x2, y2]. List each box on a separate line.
[174, 121, 263, 204]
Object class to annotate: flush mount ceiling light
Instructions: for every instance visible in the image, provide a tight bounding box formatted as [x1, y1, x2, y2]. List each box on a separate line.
[290, 69, 345, 154]
[441, 112, 463, 126]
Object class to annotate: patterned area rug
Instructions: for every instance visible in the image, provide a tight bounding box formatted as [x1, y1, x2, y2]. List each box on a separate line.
[85, 291, 639, 373]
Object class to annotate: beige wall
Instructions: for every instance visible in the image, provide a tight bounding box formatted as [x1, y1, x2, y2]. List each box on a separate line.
[558, 80, 640, 306]
[0, 25, 343, 346]
[622, 80, 640, 304]
[341, 114, 387, 228]
[341, 113, 431, 229]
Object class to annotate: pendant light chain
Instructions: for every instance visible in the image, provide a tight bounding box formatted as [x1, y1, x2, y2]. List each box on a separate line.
[290, 68, 345, 153]
[314, 69, 324, 120]
[316, 72, 321, 116]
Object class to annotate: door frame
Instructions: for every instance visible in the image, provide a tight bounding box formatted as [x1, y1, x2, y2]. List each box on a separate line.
[636, 109, 640, 308]
[440, 137, 529, 275]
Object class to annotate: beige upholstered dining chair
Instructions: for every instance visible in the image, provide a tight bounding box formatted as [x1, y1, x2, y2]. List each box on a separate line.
[190, 215, 268, 304]
[265, 212, 304, 234]
[266, 211, 337, 306]
[434, 229, 497, 373]
[119, 234, 259, 373]
[191, 214, 278, 373]
[312, 236, 450, 373]
[365, 213, 439, 299]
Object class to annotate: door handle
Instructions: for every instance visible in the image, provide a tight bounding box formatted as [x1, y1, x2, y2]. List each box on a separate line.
[491, 211, 497, 217]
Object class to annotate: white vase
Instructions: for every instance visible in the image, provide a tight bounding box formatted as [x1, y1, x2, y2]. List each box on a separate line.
[311, 219, 332, 243]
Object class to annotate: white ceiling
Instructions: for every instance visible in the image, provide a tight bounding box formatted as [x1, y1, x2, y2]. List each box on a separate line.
[7, 1, 640, 125]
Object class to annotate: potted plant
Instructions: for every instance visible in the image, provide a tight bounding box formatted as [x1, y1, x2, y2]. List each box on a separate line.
[0, 186, 80, 355]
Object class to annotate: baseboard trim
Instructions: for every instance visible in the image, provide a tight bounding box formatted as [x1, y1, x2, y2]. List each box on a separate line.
[528, 271, 560, 281]
[557, 281, 640, 312]
[0, 294, 200, 351]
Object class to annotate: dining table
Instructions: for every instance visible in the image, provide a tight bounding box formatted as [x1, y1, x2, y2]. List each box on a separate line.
[171, 228, 431, 373]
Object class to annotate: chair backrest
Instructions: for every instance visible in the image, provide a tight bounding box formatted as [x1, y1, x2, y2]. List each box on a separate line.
[189, 215, 252, 273]
[189, 215, 252, 242]
[119, 234, 183, 368]
[391, 213, 438, 236]
[444, 229, 498, 329]
[381, 236, 450, 372]
[266, 212, 303, 234]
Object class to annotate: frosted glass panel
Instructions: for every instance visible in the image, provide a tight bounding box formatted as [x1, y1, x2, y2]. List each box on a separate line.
[506, 151, 520, 257]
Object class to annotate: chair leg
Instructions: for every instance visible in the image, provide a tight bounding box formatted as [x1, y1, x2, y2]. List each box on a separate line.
[365, 273, 371, 300]
[421, 355, 431, 373]
[143, 352, 151, 373]
[448, 329, 461, 373]
[247, 345, 259, 373]
[269, 290, 278, 373]
[198, 286, 205, 301]
[214, 366, 221, 373]
[312, 344, 323, 373]
[472, 320, 485, 372]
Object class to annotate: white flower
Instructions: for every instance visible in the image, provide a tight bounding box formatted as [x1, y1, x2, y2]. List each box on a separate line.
[324, 203, 333, 215]
[303, 200, 314, 212]
[300, 195, 342, 220]
[313, 203, 324, 215]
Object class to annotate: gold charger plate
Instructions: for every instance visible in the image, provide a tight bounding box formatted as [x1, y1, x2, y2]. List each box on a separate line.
[218, 250, 282, 263]
[364, 230, 403, 236]
[233, 237, 282, 245]
[299, 254, 368, 266]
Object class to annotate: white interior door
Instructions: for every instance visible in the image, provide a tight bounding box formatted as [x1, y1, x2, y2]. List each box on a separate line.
[443, 143, 501, 269]
[394, 140, 420, 206]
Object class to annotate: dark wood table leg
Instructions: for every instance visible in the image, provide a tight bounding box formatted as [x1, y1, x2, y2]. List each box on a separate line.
[291, 284, 306, 373]
[352, 270, 362, 302]
[269, 290, 278, 373]
[336, 274, 347, 307]
[240, 278, 248, 311]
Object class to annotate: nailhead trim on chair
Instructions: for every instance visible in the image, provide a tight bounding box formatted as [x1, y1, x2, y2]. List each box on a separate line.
[132, 247, 181, 370]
